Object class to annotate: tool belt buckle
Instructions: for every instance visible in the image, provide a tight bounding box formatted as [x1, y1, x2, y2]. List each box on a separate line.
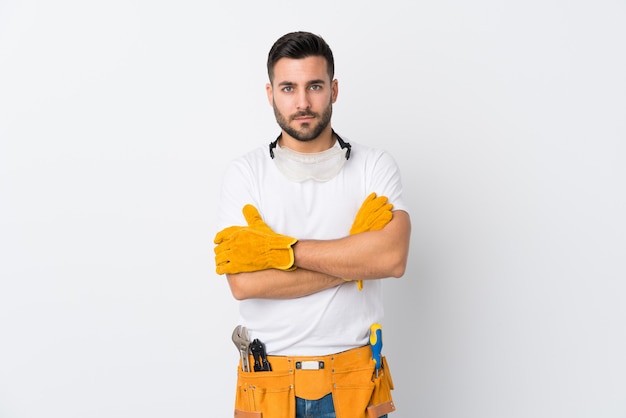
[296, 360, 324, 370]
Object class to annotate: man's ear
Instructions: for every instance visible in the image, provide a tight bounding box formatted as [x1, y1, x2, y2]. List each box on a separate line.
[331, 79, 338, 103]
[266, 83, 273, 106]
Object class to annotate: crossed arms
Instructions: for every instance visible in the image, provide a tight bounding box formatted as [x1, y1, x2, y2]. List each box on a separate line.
[214, 194, 411, 300]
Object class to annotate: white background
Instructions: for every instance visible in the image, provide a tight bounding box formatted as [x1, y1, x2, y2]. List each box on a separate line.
[1, 1, 625, 417]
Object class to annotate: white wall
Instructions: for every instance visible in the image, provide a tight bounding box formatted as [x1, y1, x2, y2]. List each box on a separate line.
[1, 1, 625, 417]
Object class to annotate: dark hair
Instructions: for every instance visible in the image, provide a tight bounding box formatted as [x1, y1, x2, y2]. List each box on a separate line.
[267, 31, 335, 83]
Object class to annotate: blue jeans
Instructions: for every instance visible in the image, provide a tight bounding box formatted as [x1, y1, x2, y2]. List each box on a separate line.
[296, 394, 388, 418]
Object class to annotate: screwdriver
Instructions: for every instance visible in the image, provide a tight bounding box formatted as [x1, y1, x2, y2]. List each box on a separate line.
[369, 323, 383, 378]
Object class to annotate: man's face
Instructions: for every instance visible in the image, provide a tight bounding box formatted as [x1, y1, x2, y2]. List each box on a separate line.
[266, 56, 338, 142]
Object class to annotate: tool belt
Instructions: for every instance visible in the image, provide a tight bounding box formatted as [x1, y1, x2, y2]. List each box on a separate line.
[234, 345, 395, 418]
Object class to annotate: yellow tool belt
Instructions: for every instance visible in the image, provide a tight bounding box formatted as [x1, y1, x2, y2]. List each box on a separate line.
[234, 345, 395, 418]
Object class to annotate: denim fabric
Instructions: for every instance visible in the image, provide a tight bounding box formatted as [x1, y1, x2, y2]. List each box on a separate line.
[295, 394, 387, 418]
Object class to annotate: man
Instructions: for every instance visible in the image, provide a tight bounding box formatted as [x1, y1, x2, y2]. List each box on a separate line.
[214, 31, 411, 418]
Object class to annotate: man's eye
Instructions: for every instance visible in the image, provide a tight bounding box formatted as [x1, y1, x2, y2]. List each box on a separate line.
[282, 86, 293, 93]
[310, 85, 321, 91]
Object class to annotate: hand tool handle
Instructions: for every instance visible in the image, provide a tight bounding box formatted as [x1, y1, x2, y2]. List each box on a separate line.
[369, 323, 383, 375]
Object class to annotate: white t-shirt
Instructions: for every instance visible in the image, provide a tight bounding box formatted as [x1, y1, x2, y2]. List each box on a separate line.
[215, 138, 408, 356]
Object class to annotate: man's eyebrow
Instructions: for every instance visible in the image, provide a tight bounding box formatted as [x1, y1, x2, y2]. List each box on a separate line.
[277, 79, 327, 87]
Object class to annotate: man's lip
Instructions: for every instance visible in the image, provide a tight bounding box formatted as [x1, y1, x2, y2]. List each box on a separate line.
[294, 116, 314, 121]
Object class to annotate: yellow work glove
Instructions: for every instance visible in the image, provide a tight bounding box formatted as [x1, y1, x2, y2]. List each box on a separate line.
[239, 204, 298, 272]
[214, 204, 298, 275]
[346, 192, 394, 290]
[350, 192, 393, 235]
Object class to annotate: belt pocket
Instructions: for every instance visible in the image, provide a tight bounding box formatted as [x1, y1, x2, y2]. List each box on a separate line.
[332, 362, 375, 418]
[332, 356, 396, 418]
[367, 356, 396, 418]
[235, 367, 295, 418]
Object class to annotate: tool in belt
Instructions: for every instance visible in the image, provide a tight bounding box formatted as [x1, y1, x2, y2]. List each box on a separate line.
[250, 338, 272, 371]
[369, 323, 383, 378]
[231, 325, 272, 372]
[232, 325, 251, 372]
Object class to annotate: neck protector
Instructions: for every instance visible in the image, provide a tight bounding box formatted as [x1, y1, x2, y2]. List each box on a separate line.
[269, 131, 351, 182]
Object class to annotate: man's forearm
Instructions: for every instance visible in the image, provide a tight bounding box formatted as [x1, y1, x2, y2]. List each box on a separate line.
[226, 268, 344, 300]
[294, 210, 411, 280]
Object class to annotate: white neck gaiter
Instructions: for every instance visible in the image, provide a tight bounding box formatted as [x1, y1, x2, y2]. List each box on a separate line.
[272, 141, 348, 182]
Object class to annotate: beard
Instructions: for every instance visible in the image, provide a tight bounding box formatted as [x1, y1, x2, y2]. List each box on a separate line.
[273, 99, 333, 142]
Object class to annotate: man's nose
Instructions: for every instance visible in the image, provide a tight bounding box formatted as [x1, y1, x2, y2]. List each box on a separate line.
[295, 90, 311, 110]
